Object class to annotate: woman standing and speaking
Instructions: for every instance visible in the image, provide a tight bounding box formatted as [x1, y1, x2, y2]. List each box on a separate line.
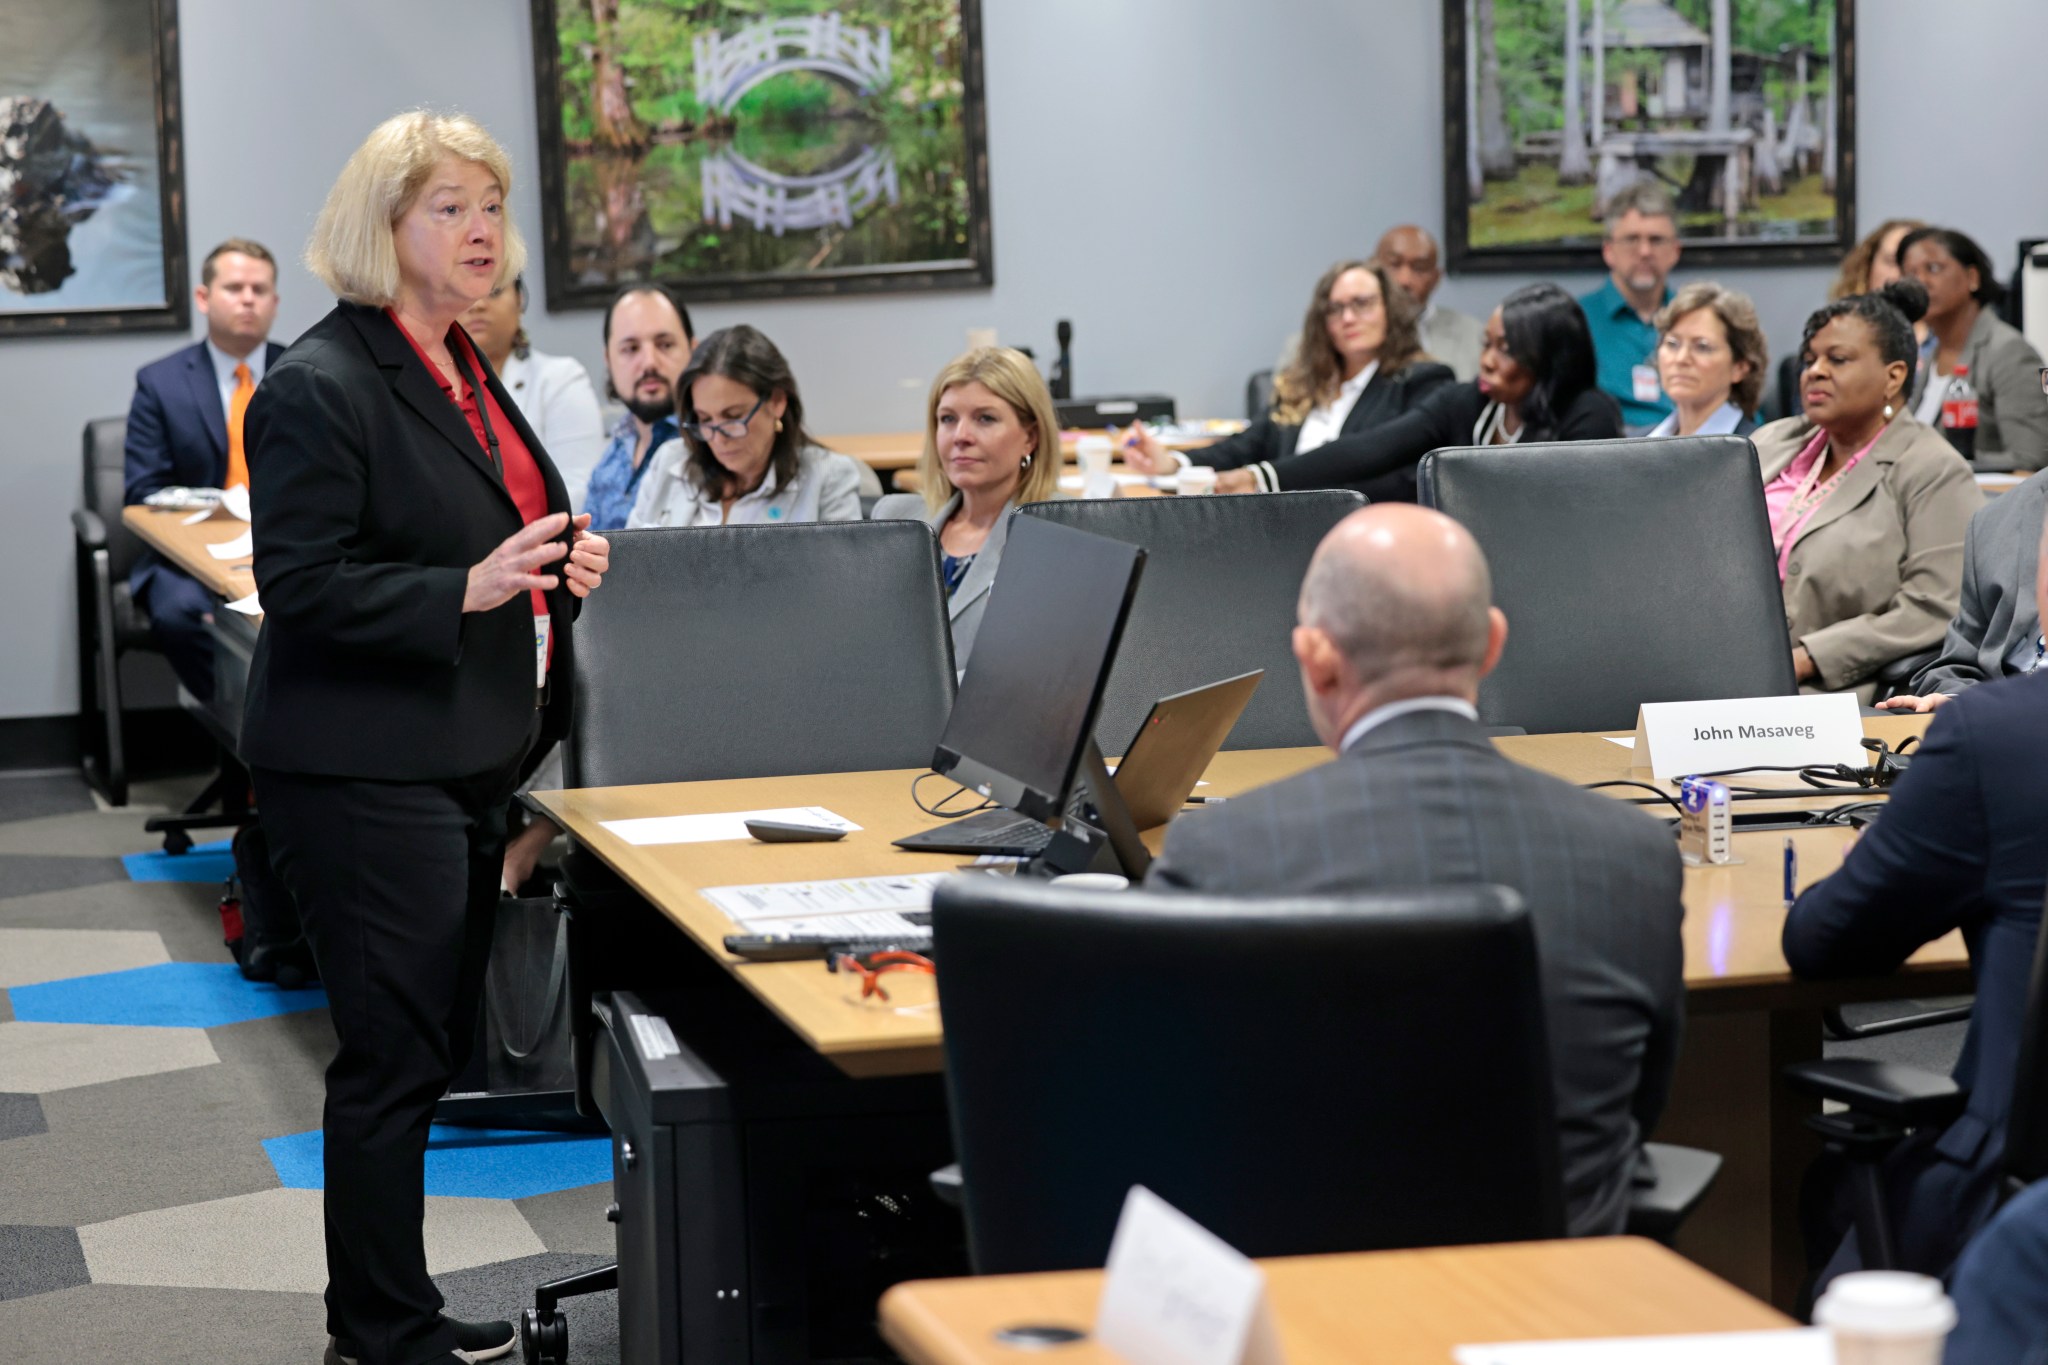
[241, 112, 609, 1365]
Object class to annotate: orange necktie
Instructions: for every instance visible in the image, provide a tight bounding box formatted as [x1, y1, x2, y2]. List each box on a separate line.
[225, 362, 254, 490]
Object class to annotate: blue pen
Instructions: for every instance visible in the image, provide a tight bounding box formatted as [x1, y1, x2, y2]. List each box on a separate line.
[1783, 838, 1797, 907]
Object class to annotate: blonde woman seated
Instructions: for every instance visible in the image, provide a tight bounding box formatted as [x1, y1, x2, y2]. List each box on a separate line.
[1751, 280, 1982, 701]
[1649, 283, 1767, 438]
[627, 324, 864, 527]
[1122, 259, 1453, 502]
[871, 347, 1064, 668]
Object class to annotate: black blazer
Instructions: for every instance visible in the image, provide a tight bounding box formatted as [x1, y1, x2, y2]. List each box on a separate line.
[1193, 362, 1456, 502]
[1783, 669, 2048, 1280]
[1145, 707, 1685, 1237]
[240, 302, 577, 782]
[1270, 381, 1624, 494]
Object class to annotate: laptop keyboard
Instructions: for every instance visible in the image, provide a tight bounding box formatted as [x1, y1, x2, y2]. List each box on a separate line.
[896, 808, 1055, 854]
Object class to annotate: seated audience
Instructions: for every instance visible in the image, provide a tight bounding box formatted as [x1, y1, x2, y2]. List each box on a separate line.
[871, 346, 1064, 669]
[1776, 219, 1928, 420]
[1146, 504, 1684, 1237]
[1222, 283, 1620, 494]
[1943, 1179, 2048, 1365]
[1880, 470, 2045, 712]
[584, 283, 694, 530]
[1648, 283, 1766, 438]
[1751, 280, 1981, 700]
[123, 237, 284, 701]
[1782, 513, 2048, 1286]
[1580, 182, 1682, 432]
[460, 275, 606, 512]
[628, 324, 862, 527]
[1900, 226, 2048, 471]
[1124, 259, 1454, 499]
[1376, 225, 1485, 381]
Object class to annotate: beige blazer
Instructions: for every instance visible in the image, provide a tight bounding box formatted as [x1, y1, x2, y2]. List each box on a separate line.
[1753, 414, 1983, 699]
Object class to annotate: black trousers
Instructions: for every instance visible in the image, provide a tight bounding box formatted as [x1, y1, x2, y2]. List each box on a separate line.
[256, 746, 527, 1365]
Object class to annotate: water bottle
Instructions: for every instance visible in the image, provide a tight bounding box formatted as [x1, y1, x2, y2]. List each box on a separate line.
[1940, 366, 1979, 462]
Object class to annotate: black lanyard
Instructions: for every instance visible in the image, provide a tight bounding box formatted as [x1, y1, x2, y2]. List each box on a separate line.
[447, 339, 504, 483]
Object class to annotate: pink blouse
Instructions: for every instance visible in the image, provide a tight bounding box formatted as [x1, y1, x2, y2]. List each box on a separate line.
[1764, 427, 1880, 580]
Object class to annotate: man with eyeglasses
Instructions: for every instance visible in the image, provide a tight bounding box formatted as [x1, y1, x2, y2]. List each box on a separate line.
[1578, 183, 1683, 433]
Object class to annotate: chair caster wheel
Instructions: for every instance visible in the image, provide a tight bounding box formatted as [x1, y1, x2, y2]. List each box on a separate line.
[520, 1307, 568, 1365]
[162, 828, 192, 856]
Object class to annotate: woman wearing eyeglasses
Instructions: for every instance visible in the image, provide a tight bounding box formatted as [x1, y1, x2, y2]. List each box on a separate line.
[626, 324, 864, 527]
[1648, 283, 1767, 439]
[1121, 259, 1453, 500]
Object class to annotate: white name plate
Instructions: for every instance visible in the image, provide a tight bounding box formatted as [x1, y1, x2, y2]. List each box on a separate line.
[1630, 694, 1864, 781]
[1096, 1186, 1286, 1365]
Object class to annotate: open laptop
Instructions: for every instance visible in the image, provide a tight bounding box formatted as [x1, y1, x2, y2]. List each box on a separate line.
[894, 669, 1264, 857]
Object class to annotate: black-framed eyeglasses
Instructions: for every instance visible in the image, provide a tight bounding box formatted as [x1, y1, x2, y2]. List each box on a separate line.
[682, 394, 766, 443]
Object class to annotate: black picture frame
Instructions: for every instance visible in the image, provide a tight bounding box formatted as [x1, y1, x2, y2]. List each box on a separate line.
[1443, 0, 1855, 273]
[0, 0, 190, 338]
[528, 0, 995, 310]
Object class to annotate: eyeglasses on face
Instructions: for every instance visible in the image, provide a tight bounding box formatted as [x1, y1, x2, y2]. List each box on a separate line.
[1612, 233, 1678, 252]
[682, 394, 766, 443]
[1659, 335, 1727, 362]
[1322, 296, 1383, 320]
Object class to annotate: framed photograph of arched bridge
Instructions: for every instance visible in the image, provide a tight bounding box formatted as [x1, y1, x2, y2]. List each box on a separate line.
[529, 0, 993, 307]
[1441, 0, 1856, 272]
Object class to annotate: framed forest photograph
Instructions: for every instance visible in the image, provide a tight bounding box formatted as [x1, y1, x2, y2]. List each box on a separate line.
[1444, 0, 1855, 271]
[0, 0, 189, 337]
[530, 0, 993, 307]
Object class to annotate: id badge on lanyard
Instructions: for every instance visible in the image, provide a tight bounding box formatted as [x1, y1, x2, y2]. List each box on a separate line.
[534, 613, 551, 688]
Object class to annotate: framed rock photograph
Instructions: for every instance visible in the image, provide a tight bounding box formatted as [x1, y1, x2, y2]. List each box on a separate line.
[0, 0, 189, 337]
[1443, 0, 1855, 271]
[529, 0, 994, 307]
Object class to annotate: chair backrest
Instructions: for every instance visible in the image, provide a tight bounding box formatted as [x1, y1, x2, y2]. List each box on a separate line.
[932, 877, 1565, 1274]
[2004, 887, 2048, 1189]
[1017, 492, 1364, 752]
[83, 417, 143, 582]
[1245, 369, 1275, 422]
[1418, 435, 1796, 733]
[565, 521, 956, 788]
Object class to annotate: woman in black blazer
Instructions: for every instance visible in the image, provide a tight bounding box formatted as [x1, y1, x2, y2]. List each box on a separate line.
[1244, 282, 1624, 495]
[242, 113, 609, 1365]
[1123, 258, 1454, 501]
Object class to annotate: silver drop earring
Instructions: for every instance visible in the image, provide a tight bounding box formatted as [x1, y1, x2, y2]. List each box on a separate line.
[1020, 452, 1033, 470]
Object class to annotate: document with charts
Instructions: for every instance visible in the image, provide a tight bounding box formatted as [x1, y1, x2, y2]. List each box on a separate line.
[701, 871, 952, 939]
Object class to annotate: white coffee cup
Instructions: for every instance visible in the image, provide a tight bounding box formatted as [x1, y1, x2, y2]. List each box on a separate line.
[1048, 873, 1130, 892]
[1176, 464, 1217, 495]
[1813, 1272, 1956, 1365]
[1075, 435, 1115, 496]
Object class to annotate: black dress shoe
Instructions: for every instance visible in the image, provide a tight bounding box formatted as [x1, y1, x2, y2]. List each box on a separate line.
[329, 1317, 516, 1364]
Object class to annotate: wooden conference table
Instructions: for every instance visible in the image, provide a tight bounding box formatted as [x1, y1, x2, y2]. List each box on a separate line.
[122, 502, 256, 606]
[879, 1236, 1792, 1365]
[533, 713, 1959, 1310]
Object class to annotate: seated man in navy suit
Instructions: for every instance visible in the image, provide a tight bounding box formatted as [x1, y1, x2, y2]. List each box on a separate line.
[1784, 512, 2048, 1288]
[123, 238, 284, 700]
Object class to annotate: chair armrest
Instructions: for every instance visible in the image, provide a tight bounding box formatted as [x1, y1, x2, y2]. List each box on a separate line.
[1625, 1142, 1723, 1241]
[72, 507, 108, 548]
[1783, 1057, 1969, 1126]
[1823, 1002, 1972, 1042]
[1874, 647, 1940, 688]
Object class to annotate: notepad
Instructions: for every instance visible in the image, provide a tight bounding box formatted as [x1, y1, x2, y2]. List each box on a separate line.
[598, 806, 859, 847]
[206, 529, 254, 559]
[1454, 1328, 1830, 1365]
[223, 591, 262, 616]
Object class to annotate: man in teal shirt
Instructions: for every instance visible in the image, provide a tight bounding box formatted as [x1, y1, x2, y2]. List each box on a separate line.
[1578, 183, 1682, 432]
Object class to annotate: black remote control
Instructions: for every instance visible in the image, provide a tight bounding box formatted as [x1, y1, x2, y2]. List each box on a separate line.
[744, 819, 848, 843]
[723, 933, 933, 961]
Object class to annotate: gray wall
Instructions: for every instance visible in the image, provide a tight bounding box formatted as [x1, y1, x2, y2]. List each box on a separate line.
[4, 0, 2046, 723]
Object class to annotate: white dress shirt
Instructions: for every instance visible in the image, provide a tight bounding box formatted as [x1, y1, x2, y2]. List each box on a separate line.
[500, 349, 607, 515]
[205, 337, 268, 419]
[626, 441, 864, 528]
[1294, 361, 1380, 456]
[1647, 402, 1745, 438]
[1338, 696, 1481, 753]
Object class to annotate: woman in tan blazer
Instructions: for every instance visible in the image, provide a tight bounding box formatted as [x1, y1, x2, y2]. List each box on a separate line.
[1754, 280, 1983, 701]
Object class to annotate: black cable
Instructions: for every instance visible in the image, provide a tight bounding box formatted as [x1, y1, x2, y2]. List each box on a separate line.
[910, 771, 996, 819]
[1583, 780, 1685, 814]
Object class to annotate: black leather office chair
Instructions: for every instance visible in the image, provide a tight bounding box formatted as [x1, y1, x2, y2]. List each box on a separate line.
[1245, 368, 1275, 421]
[930, 877, 1565, 1273]
[1783, 886, 2048, 1271]
[1018, 492, 1365, 752]
[1419, 436, 1797, 733]
[72, 417, 149, 806]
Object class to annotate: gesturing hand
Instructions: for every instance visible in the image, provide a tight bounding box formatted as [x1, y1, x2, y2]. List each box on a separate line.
[564, 513, 609, 599]
[1117, 423, 1171, 475]
[464, 512, 568, 613]
[1875, 691, 1950, 714]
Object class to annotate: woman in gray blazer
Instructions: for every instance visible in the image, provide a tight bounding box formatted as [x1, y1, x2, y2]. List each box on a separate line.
[871, 346, 1065, 668]
[1900, 227, 2048, 472]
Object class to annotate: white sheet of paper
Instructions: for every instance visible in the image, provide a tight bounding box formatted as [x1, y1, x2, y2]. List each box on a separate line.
[180, 505, 215, 525]
[1096, 1187, 1286, 1365]
[701, 870, 950, 935]
[206, 529, 254, 559]
[1454, 1328, 1829, 1365]
[1058, 473, 1155, 491]
[599, 806, 859, 847]
[220, 485, 251, 521]
[1605, 736, 1636, 749]
[223, 591, 263, 616]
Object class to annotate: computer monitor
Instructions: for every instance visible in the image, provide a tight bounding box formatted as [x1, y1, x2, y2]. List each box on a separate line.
[930, 515, 1146, 826]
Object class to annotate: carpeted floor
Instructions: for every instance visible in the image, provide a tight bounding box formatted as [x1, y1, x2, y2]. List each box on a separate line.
[0, 769, 620, 1365]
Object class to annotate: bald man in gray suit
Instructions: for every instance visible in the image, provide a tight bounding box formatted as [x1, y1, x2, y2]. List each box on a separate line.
[1145, 505, 1685, 1236]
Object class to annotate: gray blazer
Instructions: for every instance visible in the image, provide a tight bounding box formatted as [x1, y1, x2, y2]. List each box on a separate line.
[871, 490, 1016, 670]
[1912, 470, 2047, 695]
[1909, 309, 2048, 473]
[1145, 707, 1686, 1238]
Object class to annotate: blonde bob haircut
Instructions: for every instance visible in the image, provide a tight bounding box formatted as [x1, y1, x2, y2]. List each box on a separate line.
[918, 347, 1064, 513]
[305, 111, 526, 307]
